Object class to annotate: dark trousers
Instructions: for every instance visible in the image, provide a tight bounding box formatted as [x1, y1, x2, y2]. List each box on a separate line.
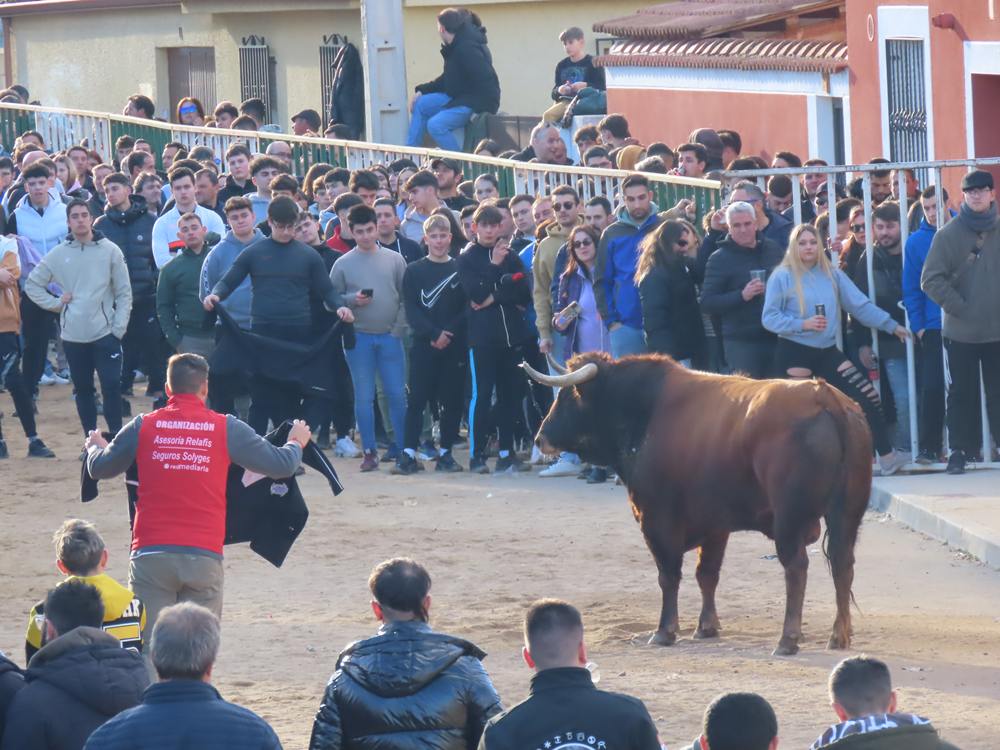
[120, 297, 166, 394]
[63, 334, 124, 435]
[0, 332, 37, 439]
[304, 337, 355, 437]
[945, 338, 1000, 454]
[469, 343, 524, 456]
[917, 330, 946, 454]
[247, 324, 309, 436]
[405, 340, 466, 451]
[724, 337, 776, 379]
[208, 327, 249, 416]
[19, 295, 57, 392]
[519, 341, 553, 442]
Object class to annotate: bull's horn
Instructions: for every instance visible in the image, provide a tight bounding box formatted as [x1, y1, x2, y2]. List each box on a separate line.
[546, 353, 569, 375]
[520, 360, 598, 388]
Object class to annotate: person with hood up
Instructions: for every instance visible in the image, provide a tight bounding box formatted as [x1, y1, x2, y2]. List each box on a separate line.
[407, 7, 501, 152]
[309, 558, 502, 750]
[0, 653, 24, 739]
[1, 580, 148, 750]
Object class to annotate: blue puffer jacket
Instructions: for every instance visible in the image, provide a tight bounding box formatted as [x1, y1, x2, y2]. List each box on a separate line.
[902, 217, 943, 334]
[309, 621, 502, 750]
[594, 207, 666, 330]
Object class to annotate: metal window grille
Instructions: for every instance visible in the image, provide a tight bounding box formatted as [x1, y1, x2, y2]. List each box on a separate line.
[239, 37, 274, 123]
[885, 39, 929, 185]
[320, 34, 348, 125]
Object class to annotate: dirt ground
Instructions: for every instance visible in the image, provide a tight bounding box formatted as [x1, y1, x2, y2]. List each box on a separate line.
[2, 385, 1000, 750]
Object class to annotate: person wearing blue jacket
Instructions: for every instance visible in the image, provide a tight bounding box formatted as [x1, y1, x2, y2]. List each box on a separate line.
[902, 186, 952, 464]
[763, 223, 910, 476]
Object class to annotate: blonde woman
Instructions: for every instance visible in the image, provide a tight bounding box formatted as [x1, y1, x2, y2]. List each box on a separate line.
[762, 223, 910, 475]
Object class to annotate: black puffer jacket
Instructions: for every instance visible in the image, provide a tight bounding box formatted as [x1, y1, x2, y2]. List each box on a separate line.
[415, 22, 501, 114]
[0, 627, 149, 750]
[309, 621, 502, 750]
[94, 196, 158, 302]
[0, 653, 25, 739]
[639, 260, 705, 361]
[699, 234, 784, 340]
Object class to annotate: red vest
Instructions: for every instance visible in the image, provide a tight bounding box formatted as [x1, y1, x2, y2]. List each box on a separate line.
[133, 394, 230, 554]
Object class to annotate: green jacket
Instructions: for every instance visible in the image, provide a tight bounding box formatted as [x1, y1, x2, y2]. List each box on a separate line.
[156, 245, 213, 348]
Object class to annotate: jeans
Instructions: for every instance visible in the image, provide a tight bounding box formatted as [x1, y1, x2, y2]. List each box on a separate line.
[724, 337, 775, 379]
[343, 332, 407, 452]
[63, 334, 124, 435]
[609, 324, 647, 359]
[545, 334, 578, 465]
[883, 356, 911, 450]
[406, 92, 473, 152]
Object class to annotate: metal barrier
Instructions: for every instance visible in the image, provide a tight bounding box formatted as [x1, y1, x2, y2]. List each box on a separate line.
[722, 159, 1000, 471]
[0, 102, 721, 222]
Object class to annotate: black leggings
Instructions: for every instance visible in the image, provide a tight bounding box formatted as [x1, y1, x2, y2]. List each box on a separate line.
[775, 338, 892, 456]
[0, 332, 37, 439]
[405, 341, 466, 451]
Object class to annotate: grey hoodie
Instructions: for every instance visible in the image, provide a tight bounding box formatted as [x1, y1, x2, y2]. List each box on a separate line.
[200, 229, 264, 330]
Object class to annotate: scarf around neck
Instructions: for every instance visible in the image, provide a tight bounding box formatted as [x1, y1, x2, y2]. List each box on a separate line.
[959, 201, 998, 233]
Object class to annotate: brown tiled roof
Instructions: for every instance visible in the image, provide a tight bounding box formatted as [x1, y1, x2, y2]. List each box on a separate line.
[596, 37, 848, 72]
[0, 0, 180, 16]
[594, 0, 841, 41]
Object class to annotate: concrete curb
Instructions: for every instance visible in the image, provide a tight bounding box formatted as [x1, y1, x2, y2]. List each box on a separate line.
[869, 473, 1000, 570]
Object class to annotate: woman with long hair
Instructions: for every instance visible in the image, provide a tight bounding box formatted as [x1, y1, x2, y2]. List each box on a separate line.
[762, 223, 911, 476]
[176, 97, 205, 126]
[635, 219, 704, 367]
[53, 154, 90, 201]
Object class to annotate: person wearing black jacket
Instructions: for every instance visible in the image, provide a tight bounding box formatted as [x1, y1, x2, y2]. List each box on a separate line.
[479, 600, 660, 750]
[456, 205, 533, 474]
[309, 558, 502, 750]
[699, 202, 784, 378]
[93, 174, 164, 401]
[0, 653, 24, 739]
[396, 215, 467, 475]
[407, 8, 500, 152]
[376, 197, 425, 263]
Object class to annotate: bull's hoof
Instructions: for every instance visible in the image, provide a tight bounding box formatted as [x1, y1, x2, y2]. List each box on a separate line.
[772, 638, 799, 656]
[693, 626, 719, 640]
[827, 632, 850, 650]
[648, 630, 677, 647]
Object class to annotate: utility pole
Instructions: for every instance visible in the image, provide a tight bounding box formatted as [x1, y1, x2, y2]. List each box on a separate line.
[360, 0, 408, 145]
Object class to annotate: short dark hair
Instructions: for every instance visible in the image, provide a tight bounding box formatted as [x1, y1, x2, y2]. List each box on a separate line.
[404, 169, 438, 191]
[704, 693, 778, 750]
[269, 174, 299, 193]
[872, 200, 901, 224]
[368, 558, 432, 621]
[347, 203, 377, 229]
[388, 158, 419, 173]
[324, 167, 351, 187]
[475, 172, 499, 189]
[551, 185, 579, 203]
[22, 162, 51, 181]
[585, 195, 612, 214]
[509, 193, 534, 210]
[166, 353, 209, 394]
[622, 173, 650, 191]
[66, 198, 92, 216]
[868, 157, 892, 178]
[597, 114, 630, 139]
[44, 580, 104, 637]
[583, 145, 610, 164]
[636, 156, 668, 174]
[677, 142, 708, 164]
[189, 145, 215, 163]
[835, 197, 861, 223]
[767, 174, 793, 198]
[53, 519, 106, 574]
[373, 197, 396, 211]
[829, 656, 893, 717]
[195, 168, 218, 185]
[224, 196, 254, 215]
[214, 100, 239, 121]
[127, 94, 155, 118]
[169, 167, 195, 186]
[177, 211, 203, 227]
[727, 157, 758, 172]
[559, 26, 584, 43]
[472, 204, 503, 226]
[250, 155, 285, 177]
[239, 97, 267, 123]
[231, 115, 258, 131]
[645, 141, 674, 160]
[573, 125, 599, 146]
[267, 195, 299, 225]
[0, 156, 13, 172]
[460, 204, 477, 220]
[102, 172, 131, 190]
[717, 129, 742, 155]
[804, 158, 829, 168]
[333, 191, 364, 214]
[920, 184, 949, 202]
[125, 150, 152, 175]
[225, 142, 252, 162]
[163, 140, 187, 155]
[524, 599, 583, 667]
[774, 150, 803, 168]
[349, 169, 381, 193]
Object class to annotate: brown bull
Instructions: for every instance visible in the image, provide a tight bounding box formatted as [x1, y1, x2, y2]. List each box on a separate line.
[523, 351, 872, 656]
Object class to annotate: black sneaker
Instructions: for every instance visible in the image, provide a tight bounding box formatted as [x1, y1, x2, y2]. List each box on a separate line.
[391, 452, 422, 475]
[436, 451, 464, 472]
[469, 455, 490, 474]
[495, 453, 530, 473]
[381, 446, 400, 462]
[946, 450, 966, 475]
[576, 466, 591, 480]
[417, 440, 438, 461]
[27, 439, 55, 458]
[586, 467, 608, 484]
[0, 440, 8, 459]
[122, 398, 132, 418]
[916, 449, 938, 465]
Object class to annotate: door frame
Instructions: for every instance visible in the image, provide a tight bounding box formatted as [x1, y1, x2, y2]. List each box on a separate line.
[963, 41, 1000, 158]
[877, 5, 935, 163]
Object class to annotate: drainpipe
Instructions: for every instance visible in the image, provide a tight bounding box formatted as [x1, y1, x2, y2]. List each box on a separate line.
[3, 18, 12, 88]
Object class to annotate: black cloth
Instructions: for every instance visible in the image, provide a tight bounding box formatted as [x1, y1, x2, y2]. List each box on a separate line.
[119, 297, 167, 395]
[403, 257, 467, 346]
[444, 195, 476, 212]
[944, 338, 1000, 454]
[852, 242, 906, 359]
[330, 42, 366, 139]
[216, 177, 254, 207]
[0, 653, 24, 740]
[917, 329, 946, 455]
[0, 627, 148, 750]
[64, 334, 124, 436]
[551, 55, 606, 100]
[0, 332, 37, 438]
[380, 232, 425, 264]
[510, 145, 535, 163]
[456, 242, 532, 348]
[699, 234, 784, 341]
[469, 343, 526, 456]
[414, 22, 501, 114]
[94, 197, 158, 302]
[406, 341, 466, 451]
[80, 421, 342, 568]
[19, 294, 57, 393]
[638, 261, 705, 361]
[309, 620, 502, 750]
[479, 668, 659, 750]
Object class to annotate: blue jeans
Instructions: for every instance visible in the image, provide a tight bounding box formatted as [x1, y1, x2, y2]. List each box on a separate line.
[406, 92, 473, 152]
[343, 332, 407, 452]
[546, 333, 579, 465]
[609, 324, 647, 359]
[883, 356, 911, 450]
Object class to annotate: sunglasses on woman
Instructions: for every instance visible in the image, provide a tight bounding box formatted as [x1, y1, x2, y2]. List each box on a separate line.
[850, 223, 865, 233]
[572, 238, 594, 249]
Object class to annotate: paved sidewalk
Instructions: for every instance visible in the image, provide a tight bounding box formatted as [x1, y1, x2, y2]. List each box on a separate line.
[870, 469, 1000, 570]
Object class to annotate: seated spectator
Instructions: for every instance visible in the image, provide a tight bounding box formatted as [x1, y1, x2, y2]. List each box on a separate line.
[479, 599, 658, 750]
[2, 580, 148, 750]
[513, 123, 570, 165]
[543, 26, 606, 125]
[0, 653, 24, 739]
[574, 125, 600, 158]
[810, 656, 959, 750]
[26, 519, 145, 663]
[686, 692, 778, 750]
[310, 558, 501, 750]
[84, 602, 281, 750]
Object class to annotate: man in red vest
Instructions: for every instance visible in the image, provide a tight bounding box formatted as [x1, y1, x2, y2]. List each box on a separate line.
[84, 352, 311, 643]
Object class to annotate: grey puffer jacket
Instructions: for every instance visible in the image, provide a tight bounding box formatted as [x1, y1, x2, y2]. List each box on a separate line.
[309, 621, 502, 750]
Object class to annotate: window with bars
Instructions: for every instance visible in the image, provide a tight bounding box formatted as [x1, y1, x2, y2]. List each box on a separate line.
[320, 34, 349, 124]
[239, 36, 277, 124]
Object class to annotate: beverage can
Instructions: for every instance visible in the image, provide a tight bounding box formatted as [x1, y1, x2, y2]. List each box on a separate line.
[815, 304, 826, 317]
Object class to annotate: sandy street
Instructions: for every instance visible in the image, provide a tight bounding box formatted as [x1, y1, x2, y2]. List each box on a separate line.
[2, 385, 999, 749]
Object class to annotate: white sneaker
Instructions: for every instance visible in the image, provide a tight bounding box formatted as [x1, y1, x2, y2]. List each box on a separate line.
[39, 373, 57, 386]
[334, 436, 361, 458]
[878, 451, 908, 477]
[529, 445, 546, 465]
[53, 374, 70, 385]
[539, 458, 580, 478]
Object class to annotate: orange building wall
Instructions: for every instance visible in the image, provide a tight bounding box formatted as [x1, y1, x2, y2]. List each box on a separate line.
[607, 88, 810, 164]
